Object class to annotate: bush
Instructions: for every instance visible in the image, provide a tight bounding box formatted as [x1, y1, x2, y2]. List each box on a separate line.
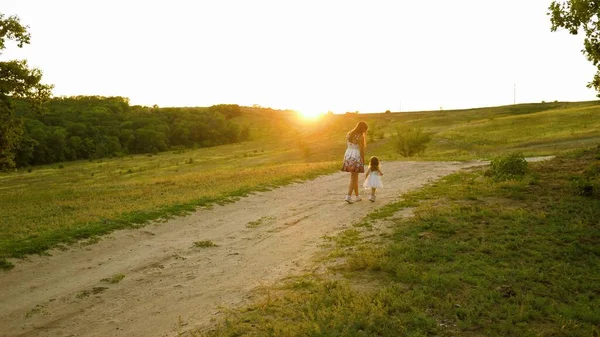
[570, 176, 596, 196]
[393, 127, 432, 157]
[368, 124, 385, 142]
[486, 152, 528, 180]
[0, 258, 14, 270]
[571, 161, 600, 197]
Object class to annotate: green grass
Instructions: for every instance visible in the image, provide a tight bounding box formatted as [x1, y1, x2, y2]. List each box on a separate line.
[246, 216, 275, 228]
[1, 100, 599, 266]
[100, 274, 126, 284]
[196, 145, 600, 337]
[0, 259, 14, 270]
[0, 154, 337, 262]
[76, 286, 108, 299]
[238, 101, 600, 163]
[194, 240, 218, 248]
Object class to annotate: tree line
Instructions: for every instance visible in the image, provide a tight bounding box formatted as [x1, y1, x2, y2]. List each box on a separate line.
[11, 96, 249, 167]
[1, 14, 249, 169]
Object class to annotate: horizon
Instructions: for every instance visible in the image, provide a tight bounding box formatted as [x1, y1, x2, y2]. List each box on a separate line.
[2, 0, 599, 114]
[49, 96, 593, 115]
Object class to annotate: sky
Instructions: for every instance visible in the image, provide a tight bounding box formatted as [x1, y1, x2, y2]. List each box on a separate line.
[1, 0, 598, 114]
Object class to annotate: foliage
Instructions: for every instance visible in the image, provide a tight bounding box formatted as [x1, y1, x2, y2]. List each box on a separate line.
[367, 123, 385, 142]
[570, 153, 600, 196]
[486, 152, 528, 180]
[393, 127, 431, 157]
[0, 13, 53, 169]
[11, 97, 248, 167]
[100, 274, 125, 284]
[0, 258, 14, 270]
[549, 1, 600, 95]
[570, 176, 597, 196]
[208, 104, 242, 119]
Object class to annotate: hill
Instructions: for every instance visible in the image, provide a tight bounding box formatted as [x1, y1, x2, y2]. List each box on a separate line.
[0, 99, 599, 267]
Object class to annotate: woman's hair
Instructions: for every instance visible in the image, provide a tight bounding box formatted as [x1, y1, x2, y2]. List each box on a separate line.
[348, 121, 368, 147]
[369, 156, 380, 171]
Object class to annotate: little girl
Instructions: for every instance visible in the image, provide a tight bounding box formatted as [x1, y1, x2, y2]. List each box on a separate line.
[363, 156, 383, 202]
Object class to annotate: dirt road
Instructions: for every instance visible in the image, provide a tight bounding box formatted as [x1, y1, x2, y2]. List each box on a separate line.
[0, 160, 486, 337]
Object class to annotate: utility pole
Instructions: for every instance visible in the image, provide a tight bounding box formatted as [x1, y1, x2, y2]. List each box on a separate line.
[513, 83, 516, 105]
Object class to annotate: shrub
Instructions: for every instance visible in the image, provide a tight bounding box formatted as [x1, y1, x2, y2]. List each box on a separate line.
[572, 161, 600, 197]
[0, 258, 14, 270]
[570, 176, 595, 196]
[368, 124, 385, 142]
[393, 127, 432, 157]
[486, 152, 528, 180]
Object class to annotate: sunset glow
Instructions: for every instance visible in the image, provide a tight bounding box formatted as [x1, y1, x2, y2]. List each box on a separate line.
[297, 109, 323, 120]
[1, 0, 597, 112]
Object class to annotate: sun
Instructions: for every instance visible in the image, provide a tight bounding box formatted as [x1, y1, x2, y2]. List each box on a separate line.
[297, 108, 323, 120]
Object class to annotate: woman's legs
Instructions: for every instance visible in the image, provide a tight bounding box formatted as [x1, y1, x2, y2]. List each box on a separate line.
[347, 172, 359, 201]
[347, 172, 356, 196]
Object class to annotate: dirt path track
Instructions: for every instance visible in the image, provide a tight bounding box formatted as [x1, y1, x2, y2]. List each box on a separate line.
[1, 160, 485, 337]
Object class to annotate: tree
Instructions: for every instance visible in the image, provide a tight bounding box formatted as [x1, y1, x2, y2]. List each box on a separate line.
[549, 1, 600, 95]
[0, 14, 53, 169]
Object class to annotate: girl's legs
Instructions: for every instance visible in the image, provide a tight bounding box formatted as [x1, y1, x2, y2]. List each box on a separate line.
[369, 187, 377, 201]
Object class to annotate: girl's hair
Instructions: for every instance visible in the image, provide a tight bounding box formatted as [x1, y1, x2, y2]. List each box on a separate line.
[348, 121, 368, 147]
[369, 156, 380, 171]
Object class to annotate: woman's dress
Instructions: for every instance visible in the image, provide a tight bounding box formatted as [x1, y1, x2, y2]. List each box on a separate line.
[341, 133, 364, 173]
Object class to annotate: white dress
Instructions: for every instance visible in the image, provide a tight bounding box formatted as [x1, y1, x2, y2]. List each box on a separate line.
[363, 169, 383, 189]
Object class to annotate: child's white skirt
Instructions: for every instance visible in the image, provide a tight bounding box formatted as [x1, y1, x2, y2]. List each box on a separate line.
[363, 174, 383, 189]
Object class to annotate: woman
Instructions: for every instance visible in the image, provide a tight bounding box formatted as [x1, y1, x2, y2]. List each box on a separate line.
[341, 121, 368, 203]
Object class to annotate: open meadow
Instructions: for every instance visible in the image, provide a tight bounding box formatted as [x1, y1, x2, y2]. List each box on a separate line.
[2, 2, 600, 335]
[1, 101, 599, 337]
[1, 101, 600, 267]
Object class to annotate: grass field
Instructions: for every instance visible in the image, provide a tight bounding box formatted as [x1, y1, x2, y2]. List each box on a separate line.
[0, 154, 336, 263]
[1, 100, 599, 268]
[195, 146, 600, 337]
